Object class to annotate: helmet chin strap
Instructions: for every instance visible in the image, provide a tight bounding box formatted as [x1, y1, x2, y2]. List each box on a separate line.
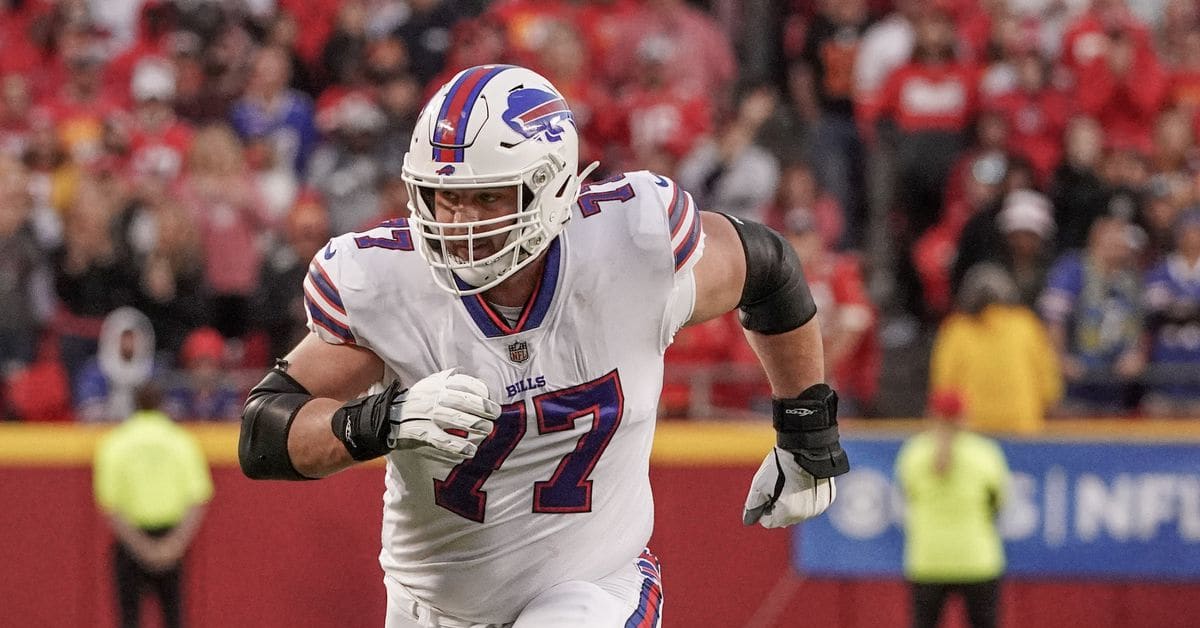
[579, 160, 601, 181]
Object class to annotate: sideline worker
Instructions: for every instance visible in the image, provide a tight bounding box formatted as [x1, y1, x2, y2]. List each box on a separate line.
[93, 382, 212, 628]
[896, 390, 1010, 628]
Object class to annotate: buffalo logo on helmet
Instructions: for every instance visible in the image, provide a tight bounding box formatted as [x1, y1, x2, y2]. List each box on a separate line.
[501, 88, 575, 143]
[507, 340, 530, 364]
[436, 164, 456, 175]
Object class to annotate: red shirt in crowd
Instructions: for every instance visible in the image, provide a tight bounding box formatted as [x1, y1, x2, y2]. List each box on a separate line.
[1061, 10, 1154, 77]
[616, 84, 712, 162]
[276, 0, 341, 65]
[991, 88, 1071, 185]
[489, 0, 647, 86]
[955, 4, 994, 64]
[487, 0, 576, 67]
[575, 0, 645, 78]
[104, 4, 177, 106]
[873, 62, 979, 134]
[128, 119, 194, 182]
[1170, 69, 1200, 110]
[1073, 50, 1166, 153]
[0, 15, 43, 80]
[177, 176, 272, 297]
[602, 3, 736, 94]
[806, 253, 879, 407]
[1169, 69, 1200, 139]
[912, 204, 969, 318]
[1061, 8, 1164, 151]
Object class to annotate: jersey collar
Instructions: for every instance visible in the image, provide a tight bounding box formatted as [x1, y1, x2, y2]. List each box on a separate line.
[458, 237, 562, 338]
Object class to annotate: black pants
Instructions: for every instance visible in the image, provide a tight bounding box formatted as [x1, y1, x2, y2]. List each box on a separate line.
[113, 537, 182, 628]
[910, 578, 1000, 628]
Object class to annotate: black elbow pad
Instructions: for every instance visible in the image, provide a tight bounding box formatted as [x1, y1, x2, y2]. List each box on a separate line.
[239, 365, 315, 481]
[721, 213, 817, 334]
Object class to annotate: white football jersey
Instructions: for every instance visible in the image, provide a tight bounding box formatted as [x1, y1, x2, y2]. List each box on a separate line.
[302, 170, 704, 623]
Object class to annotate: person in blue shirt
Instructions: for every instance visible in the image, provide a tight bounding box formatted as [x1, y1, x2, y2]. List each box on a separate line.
[75, 308, 163, 422]
[1038, 217, 1145, 414]
[164, 327, 241, 421]
[1143, 209, 1200, 415]
[229, 46, 318, 177]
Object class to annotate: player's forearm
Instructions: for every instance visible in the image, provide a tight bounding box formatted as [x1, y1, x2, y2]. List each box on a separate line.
[288, 398, 360, 478]
[744, 316, 825, 399]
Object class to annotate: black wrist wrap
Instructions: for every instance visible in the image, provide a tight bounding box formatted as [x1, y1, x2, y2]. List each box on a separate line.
[773, 383, 850, 479]
[331, 380, 403, 461]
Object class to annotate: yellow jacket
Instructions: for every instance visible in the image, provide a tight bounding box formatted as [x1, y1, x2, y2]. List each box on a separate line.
[930, 305, 1062, 434]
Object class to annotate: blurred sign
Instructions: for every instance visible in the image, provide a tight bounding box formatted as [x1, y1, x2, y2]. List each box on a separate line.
[796, 437, 1200, 579]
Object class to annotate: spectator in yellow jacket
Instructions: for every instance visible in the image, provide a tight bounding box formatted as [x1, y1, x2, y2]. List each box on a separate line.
[931, 263, 1062, 433]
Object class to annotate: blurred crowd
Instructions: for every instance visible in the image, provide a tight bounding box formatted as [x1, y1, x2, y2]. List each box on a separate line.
[667, 0, 1200, 426]
[3, 0, 1200, 426]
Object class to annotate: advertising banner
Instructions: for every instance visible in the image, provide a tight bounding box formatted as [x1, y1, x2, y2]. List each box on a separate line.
[797, 437, 1200, 579]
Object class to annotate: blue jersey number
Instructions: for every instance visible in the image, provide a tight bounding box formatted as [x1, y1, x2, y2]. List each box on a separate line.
[577, 178, 635, 217]
[354, 218, 414, 251]
[433, 370, 624, 522]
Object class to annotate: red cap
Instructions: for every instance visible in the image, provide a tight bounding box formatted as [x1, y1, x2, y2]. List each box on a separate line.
[181, 327, 224, 366]
[929, 389, 965, 420]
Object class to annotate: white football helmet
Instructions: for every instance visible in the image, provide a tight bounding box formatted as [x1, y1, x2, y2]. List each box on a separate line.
[402, 64, 598, 295]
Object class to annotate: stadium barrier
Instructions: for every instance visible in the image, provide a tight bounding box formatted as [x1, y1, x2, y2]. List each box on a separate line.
[1, 420, 1199, 628]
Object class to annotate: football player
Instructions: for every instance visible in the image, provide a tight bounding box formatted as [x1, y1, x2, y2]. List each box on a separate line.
[239, 64, 849, 627]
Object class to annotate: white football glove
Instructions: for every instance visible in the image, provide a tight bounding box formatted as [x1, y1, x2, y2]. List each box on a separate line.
[743, 447, 837, 528]
[386, 368, 500, 461]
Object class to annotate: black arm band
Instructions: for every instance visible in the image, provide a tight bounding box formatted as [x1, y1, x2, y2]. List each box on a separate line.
[239, 365, 315, 481]
[719, 213, 817, 335]
[773, 383, 850, 479]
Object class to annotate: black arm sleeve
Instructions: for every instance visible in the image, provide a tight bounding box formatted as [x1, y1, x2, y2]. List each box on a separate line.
[239, 364, 315, 481]
[718, 213, 818, 334]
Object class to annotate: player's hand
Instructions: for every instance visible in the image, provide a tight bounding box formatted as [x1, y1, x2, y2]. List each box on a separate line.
[742, 447, 836, 528]
[387, 368, 500, 461]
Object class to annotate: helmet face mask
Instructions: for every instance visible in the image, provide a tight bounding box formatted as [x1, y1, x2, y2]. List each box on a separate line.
[401, 65, 594, 296]
[412, 183, 534, 291]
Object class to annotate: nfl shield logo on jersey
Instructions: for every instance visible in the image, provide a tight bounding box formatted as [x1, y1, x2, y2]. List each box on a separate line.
[507, 340, 530, 364]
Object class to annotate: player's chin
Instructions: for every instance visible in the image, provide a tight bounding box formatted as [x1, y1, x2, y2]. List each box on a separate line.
[464, 240, 506, 258]
[449, 247, 494, 263]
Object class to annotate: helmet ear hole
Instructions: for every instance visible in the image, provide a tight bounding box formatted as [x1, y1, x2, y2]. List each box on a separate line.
[521, 184, 534, 210]
[553, 177, 570, 199]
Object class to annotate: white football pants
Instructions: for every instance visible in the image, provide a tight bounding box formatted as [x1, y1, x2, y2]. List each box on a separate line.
[384, 548, 663, 628]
